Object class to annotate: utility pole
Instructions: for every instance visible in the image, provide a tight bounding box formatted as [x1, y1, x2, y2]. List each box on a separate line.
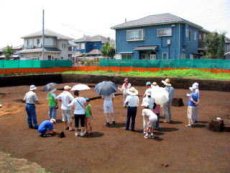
[42, 9, 45, 60]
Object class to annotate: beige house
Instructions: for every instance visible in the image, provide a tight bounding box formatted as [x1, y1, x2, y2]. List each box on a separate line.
[19, 30, 73, 60]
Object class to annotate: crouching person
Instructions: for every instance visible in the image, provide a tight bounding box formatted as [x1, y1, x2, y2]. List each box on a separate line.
[38, 119, 56, 137]
[141, 102, 158, 139]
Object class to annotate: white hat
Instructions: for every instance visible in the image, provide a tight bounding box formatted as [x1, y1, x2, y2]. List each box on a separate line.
[30, 85, 37, 91]
[50, 118, 56, 124]
[127, 87, 138, 95]
[152, 82, 158, 86]
[192, 82, 199, 89]
[161, 78, 171, 86]
[64, 85, 71, 90]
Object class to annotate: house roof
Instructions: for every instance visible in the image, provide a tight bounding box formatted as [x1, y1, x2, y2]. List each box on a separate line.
[74, 35, 110, 43]
[22, 29, 73, 40]
[87, 49, 102, 55]
[18, 47, 61, 54]
[112, 13, 203, 29]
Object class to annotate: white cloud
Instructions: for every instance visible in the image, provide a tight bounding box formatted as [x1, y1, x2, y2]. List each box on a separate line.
[0, 0, 229, 47]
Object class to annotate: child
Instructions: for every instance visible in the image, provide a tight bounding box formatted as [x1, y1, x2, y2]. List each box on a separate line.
[47, 88, 58, 120]
[85, 98, 94, 136]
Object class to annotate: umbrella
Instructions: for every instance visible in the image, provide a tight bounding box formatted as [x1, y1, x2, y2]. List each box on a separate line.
[43, 82, 56, 92]
[151, 86, 169, 106]
[95, 81, 117, 96]
[71, 84, 90, 91]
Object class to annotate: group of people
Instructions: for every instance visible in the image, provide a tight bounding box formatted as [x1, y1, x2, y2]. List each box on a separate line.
[23, 77, 200, 139]
[23, 85, 94, 137]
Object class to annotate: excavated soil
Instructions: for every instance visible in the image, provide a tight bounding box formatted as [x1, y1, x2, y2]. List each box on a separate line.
[0, 83, 230, 173]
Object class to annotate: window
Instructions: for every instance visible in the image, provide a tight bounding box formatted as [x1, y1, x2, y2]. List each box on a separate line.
[37, 39, 40, 46]
[162, 52, 168, 59]
[157, 28, 172, 37]
[80, 43, 85, 49]
[194, 31, 197, 41]
[126, 29, 144, 41]
[121, 53, 132, 59]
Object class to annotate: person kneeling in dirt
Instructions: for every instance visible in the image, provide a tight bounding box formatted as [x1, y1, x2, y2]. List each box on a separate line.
[141, 102, 158, 139]
[38, 119, 56, 137]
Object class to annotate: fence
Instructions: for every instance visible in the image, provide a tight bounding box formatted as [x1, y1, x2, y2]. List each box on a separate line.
[99, 59, 230, 69]
[0, 60, 72, 68]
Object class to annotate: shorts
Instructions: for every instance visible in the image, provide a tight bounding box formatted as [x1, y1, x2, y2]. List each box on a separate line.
[62, 109, 72, 123]
[103, 100, 114, 113]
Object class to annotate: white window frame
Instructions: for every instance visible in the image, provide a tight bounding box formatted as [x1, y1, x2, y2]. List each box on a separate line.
[157, 28, 172, 37]
[126, 29, 144, 41]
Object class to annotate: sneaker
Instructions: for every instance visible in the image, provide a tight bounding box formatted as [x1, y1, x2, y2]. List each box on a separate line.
[112, 121, 116, 126]
[75, 132, 79, 137]
[80, 131, 85, 137]
[185, 124, 192, 127]
[105, 122, 110, 127]
[144, 133, 149, 139]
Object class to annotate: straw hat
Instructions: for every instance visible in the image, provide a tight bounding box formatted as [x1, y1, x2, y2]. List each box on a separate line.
[127, 87, 138, 95]
[64, 85, 71, 90]
[192, 82, 199, 89]
[30, 85, 37, 91]
[161, 78, 171, 86]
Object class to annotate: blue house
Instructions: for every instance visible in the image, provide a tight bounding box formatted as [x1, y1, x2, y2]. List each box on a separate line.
[72, 35, 112, 56]
[112, 13, 207, 60]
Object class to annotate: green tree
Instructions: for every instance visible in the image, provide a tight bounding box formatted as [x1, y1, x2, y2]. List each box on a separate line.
[205, 32, 225, 59]
[101, 42, 115, 58]
[3, 45, 14, 60]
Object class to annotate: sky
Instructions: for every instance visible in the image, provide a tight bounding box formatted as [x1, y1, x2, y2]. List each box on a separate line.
[0, 0, 229, 48]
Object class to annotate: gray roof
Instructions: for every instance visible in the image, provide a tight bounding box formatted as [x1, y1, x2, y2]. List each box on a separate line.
[22, 29, 73, 40]
[74, 35, 110, 43]
[18, 47, 61, 54]
[112, 13, 203, 29]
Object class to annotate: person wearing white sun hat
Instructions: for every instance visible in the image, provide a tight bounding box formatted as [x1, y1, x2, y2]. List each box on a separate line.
[56, 85, 74, 131]
[161, 78, 174, 123]
[124, 87, 139, 131]
[23, 85, 39, 129]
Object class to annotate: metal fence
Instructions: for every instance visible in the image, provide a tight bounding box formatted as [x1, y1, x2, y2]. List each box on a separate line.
[99, 59, 230, 69]
[0, 60, 72, 68]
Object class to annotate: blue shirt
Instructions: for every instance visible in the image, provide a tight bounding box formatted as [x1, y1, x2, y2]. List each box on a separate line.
[38, 120, 53, 134]
[188, 92, 199, 107]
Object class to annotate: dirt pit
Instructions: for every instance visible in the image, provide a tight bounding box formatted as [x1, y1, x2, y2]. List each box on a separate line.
[0, 83, 229, 173]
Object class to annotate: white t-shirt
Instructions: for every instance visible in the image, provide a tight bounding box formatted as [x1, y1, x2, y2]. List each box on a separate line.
[124, 95, 139, 107]
[68, 97, 86, 115]
[142, 108, 157, 122]
[56, 91, 74, 110]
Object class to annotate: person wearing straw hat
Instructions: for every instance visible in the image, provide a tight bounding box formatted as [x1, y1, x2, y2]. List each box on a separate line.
[23, 85, 39, 129]
[161, 78, 174, 123]
[124, 87, 139, 131]
[56, 85, 74, 131]
[37, 118, 56, 137]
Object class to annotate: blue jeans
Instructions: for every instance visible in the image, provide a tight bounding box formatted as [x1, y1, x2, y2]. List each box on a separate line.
[25, 104, 38, 128]
[49, 107, 57, 119]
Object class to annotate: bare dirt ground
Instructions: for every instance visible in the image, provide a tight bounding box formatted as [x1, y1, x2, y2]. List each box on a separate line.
[0, 83, 229, 173]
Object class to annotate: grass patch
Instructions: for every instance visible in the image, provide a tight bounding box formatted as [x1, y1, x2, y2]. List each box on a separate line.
[63, 69, 230, 81]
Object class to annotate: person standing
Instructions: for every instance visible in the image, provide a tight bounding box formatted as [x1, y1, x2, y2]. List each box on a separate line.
[68, 90, 87, 137]
[102, 93, 115, 127]
[162, 78, 174, 123]
[85, 98, 94, 136]
[152, 82, 161, 129]
[56, 85, 74, 131]
[118, 78, 131, 105]
[186, 86, 199, 127]
[124, 87, 139, 131]
[47, 88, 58, 120]
[192, 82, 200, 122]
[23, 85, 39, 129]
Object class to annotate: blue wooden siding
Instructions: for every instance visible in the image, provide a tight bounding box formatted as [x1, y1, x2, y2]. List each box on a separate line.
[115, 23, 201, 59]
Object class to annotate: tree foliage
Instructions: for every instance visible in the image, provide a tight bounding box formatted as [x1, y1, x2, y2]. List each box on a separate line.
[205, 32, 225, 59]
[101, 42, 115, 58]
[3, 45, 14, 60]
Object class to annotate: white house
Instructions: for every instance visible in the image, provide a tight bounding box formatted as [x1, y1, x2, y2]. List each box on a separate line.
[19, 29, 73, 60]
